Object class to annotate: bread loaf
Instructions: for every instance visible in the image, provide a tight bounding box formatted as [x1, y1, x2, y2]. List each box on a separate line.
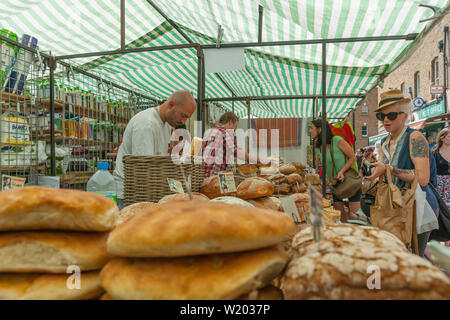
[211, 197, 254, 207]
[238, 164, 258, 176]
[304, 174, 321, 185]
[292, 162, 307, 170]
[100, 246, 288, 300]
[267, 174, 287, 185]
[0, 271, 103, 300]
[0, 187, 118, 232]
[237, 285, 283, 300]
[286, 174, 303, 185]
[0, 232, 110, 273]
[291, 183, 307, 193]
[279, 164, 296, 175]
[323, 208, 341, 224]
[117, 202, 157, 225]
[248, 197, 281, 211]
[200, 175, 233, 199]
[281, 224, 450, 300]
[236, 177, 275, 200]
[274, 183, 291, 195]
[107, 201, 295, 257]
[158, 193, 209, 204]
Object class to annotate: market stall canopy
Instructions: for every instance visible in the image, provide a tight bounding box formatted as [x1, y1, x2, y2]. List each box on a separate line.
[1, 0, 449, 118]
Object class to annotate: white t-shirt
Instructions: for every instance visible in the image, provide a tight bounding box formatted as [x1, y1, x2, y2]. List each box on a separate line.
[113, 107, 172, 199]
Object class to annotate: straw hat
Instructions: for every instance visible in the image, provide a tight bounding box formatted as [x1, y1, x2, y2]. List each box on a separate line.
[376, 89, 411, 112]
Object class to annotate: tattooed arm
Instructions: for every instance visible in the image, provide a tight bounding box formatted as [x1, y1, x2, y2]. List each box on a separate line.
[389, 166, 415, 183]
[408, 131, 430, 187]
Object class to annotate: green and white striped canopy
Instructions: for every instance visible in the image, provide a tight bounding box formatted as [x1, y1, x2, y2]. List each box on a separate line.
[1, 0, 449, 118]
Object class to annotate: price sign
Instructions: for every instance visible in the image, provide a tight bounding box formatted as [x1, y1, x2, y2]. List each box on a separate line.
[1, 175, 26, 191]
[218, 171, 236, 193]
[167, 178, 184, 194]
[280, 196, 301, 224]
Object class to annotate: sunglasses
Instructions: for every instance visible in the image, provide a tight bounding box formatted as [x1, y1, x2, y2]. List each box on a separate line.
[376, 111, 404, 121]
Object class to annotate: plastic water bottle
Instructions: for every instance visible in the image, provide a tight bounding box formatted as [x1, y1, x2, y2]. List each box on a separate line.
[87, 162, 117, 203]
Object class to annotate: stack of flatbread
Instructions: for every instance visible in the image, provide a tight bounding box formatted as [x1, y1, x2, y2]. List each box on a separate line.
[0, 187, 118, 300]
[101, 200, 296, 300]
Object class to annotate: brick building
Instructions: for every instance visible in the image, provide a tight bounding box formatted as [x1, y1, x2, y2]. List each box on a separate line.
[347, 87, 379, 151]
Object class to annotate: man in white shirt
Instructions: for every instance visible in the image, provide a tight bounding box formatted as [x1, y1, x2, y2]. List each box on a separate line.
[114, 90, 196, 209]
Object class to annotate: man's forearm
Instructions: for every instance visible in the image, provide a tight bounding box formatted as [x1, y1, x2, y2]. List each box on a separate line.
[390, 166, 415, 183]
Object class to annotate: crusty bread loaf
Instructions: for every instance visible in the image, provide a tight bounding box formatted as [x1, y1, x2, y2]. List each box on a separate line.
[100, 246, 288, 300]
[0, 271, 103, 300]
[268, 174, 287, 184]
[117, 202, 157, 226]
[107, 201, 295, 257]
[237, 285, 283, 300]
[279, 164, 296, 175]
[291, 182, 307, 193]
[292, 162, 307, 170]
[211, 196, 254, 207]
[259, 166, 278, 176]
[0, 231, 110, 273]
[0, 187, 118, 231]
[200, 175, 233, 199]
[286, 173, 303, 185]
[248, 197, 281, 211]
[281, 224, 450, 300]
[323, 208, 341, 224]
[238, 164, 258, 176]
[158, 193, 209, 204]
[274, 183, 291, 195]
[304, 173, 321, 185]
[236, 177, 275, 199]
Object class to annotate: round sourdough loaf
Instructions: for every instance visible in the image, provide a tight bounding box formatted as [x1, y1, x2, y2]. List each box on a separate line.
[100, 246, 288, 300]
[200, 175, 233, 199]
[117, 202, 157, 226]
[106, 201, 295, 257]
[238, 164, 258, 176]
[279, 164, 296, 175]
[287, 173, 303, 185]
[0, 187, 118, 232]
[0, 231, 110, 273]
[236, 177, 275, 199]
[281, 224, 450, 300]
[248, 197, 281, 211]
[210, 196, 254, 207]
[0, 271, 103, 300]
[158, 193, 209, 204]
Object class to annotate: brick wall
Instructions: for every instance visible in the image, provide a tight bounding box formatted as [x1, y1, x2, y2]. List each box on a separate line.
[348, 87, 379, 150]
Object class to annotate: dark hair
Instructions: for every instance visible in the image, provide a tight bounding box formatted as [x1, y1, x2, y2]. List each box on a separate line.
[219, 112, 239, 124]
[311, 119, 333, 148]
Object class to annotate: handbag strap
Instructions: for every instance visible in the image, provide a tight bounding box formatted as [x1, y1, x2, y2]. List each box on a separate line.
[330, 138, 337, 177]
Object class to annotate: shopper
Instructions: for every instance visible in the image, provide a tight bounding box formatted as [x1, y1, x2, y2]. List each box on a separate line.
[356, 148, 364, 171]
[113, 90, 196, 209]
[433, 127, 450, 205]
[365, 89, 439, 257]
[202, 112, 264, 178]
[309, 119, 361, 222]
[361, 148, 376, 177]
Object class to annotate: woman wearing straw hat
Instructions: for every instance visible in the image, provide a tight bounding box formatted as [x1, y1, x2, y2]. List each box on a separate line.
[366, 89, 439, 256]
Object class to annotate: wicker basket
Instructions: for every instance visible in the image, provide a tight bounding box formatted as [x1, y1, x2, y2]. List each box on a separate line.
[123, 155, 205, 205]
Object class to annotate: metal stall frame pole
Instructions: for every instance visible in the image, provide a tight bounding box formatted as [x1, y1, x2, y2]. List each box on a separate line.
[49, 56, 57, 176]
[321, 42, 327, 197]
[121, 0, 126, 50]
[444, 26, 449, 113]
[196, 44, 205, 130]
[352, 110, 356, 152]
[247, 98, 251, 154]
[312, 97, 316, 169]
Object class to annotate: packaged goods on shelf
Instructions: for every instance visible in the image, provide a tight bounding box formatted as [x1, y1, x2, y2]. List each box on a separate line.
[0, 113, 30, 146]
[0, 29, 18, 90]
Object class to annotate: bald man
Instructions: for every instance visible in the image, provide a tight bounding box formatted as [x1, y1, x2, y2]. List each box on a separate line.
[113, 90, 196, 209]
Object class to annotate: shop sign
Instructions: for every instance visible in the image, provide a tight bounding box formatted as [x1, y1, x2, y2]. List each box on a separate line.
[415, 100, 445, 120]
[430, 85, 444, 95]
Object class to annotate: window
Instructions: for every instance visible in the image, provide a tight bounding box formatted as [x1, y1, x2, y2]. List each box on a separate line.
[361, 103, 368, 115]
[432, 57, 439, 85]
[414, 72, 420, 98]
[401, 83, 406, 97]
[362, 123, 368, 137]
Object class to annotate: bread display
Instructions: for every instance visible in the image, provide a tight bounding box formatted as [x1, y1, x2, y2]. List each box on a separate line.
[248, 197, 281, 211]
[236, 177, 275, 200]
[106, 201, 295, 257]
[211, 196, 254, 207]
[274, 183, 291, 195]
[0, 271, 103, 300]
[281, 224, 450, 300]
[268, 174, 287, 185]
[238, 164, 258, 176]
[0, 186, 118, 232]
[0, 232, 110, 273]
[158, 193, 209, 204]
[200, 175, 233, 199]
[279, 164, 296, 175]
[117, 202, 157, 226]
[304, 173, 321, 185]
[286, 173, 303, 185]
[100, 246, 288, 300]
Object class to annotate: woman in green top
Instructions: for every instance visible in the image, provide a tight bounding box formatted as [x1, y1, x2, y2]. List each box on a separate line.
[309, 119, 361, 222]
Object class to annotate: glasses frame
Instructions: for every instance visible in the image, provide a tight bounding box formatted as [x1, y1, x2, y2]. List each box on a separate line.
[376, 111, 405, 121]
